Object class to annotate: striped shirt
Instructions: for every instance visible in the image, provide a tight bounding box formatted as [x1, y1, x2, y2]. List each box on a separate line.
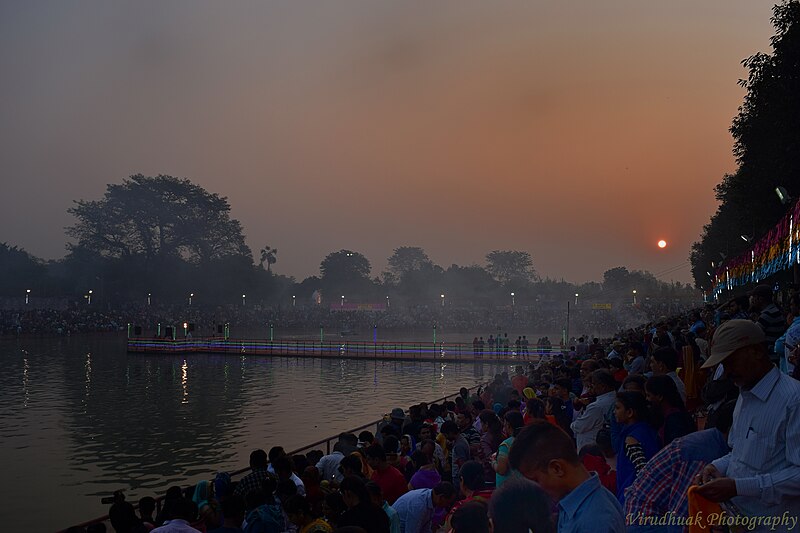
[711, 366, 800, 520]
[624, 429, 729, 528]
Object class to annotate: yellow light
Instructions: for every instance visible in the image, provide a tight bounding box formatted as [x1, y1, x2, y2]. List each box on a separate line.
[657, 240, 667, 249]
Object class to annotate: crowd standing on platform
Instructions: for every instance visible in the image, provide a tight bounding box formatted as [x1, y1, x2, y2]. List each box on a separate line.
[61, 283, 800, 533]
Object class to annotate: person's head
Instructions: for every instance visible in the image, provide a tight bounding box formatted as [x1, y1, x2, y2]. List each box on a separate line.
[431, 482, 458, 508]
[503, 410, 524, 438]
[358, 430, 375, 447]
[249, 449, 268, 469]
[702, 319, 771, 389]
[614, 391, 650, 425]
[419, 438, 436, 459]
[489, 476, 554, 533]
[138, 496, 156, 519]
[651, 347, 679, 374]
[364, 444, 387, 470]
[383, 435, 400, 455]
[302, 465, 320, 485]
[748, 284, 773, 313]
[340, 476, 370, 508]
[456, 410, 474, 430]
[525, 398, 545, 420]
[365, 481, 385, 507]
[220, 495, 246, 526]
[400, 434, 412, 454]
[471, 400, 486, 415]
[268, 446, 286, 464]
[622, 374, 647, 393]
[441, 419, 460, 440]
[459, 460, 485, 494]
[338, 454, 364, 478]
[508, 421, 584, 500]
[284, 495, 313, 527]
[579, 360, 599, 381]
[589, 369, 617, 395]
[450, 501, 491, 533]
[411, 449, 430, 469]
[322, 491, 346, 522]
[276, 479, 298, 501]
[645, 375, 685, 410]
[272, 455, 293, 480]
[419, 423, 434, 442]
[553, 378, 572, 399]
[478, 410, 502, 436]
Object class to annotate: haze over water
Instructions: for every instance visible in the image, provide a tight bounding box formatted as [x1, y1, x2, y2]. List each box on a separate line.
[0, 334, 511, 531]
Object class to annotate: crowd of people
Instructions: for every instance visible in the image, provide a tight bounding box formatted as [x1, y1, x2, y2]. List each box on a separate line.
[62, 282, 800, 532]
[2, 300, 665, 339]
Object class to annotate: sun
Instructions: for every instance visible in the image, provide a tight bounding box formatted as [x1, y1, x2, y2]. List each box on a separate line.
[657, 240, 667, 249]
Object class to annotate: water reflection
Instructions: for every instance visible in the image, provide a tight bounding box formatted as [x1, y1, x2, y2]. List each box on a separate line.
[0, 336, 494, 531]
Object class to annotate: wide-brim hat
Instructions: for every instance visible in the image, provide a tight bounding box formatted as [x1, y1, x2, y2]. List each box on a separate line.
[390, 407, 406, 420]
[701, 319, 766, 368]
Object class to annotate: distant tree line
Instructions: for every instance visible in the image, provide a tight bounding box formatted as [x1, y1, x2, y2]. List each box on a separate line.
[691, 2, 800, 290]
[2, 173, 697, 309]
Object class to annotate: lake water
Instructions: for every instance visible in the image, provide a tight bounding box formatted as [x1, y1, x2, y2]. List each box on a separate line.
[0, 334, 516, 532]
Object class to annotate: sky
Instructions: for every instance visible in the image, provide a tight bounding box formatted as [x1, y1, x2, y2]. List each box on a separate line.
[0, 1, 779, 284]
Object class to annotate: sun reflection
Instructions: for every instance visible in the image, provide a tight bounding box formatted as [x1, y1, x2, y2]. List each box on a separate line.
[181, 359, 189, 404]
[84, 353, 92, 411]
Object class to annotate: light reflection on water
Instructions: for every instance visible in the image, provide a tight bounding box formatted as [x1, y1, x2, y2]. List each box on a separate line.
[0, 335, 516, 532]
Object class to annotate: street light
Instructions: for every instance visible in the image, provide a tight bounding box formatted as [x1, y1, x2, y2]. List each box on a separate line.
[386, 295, 390, 308]
[440, 294, 445, 307]
[147, 292, 151, 306]
[341, 295, 345, 307]
[189, 293, 194, 306]
[511, 292, 515, 307]
[242, 294, 246, 306]
[25, 289, 30, 305]
[632, 289, 637, 305]
[292, 295, 296, 307]
[88, 290, 93, 305]
[575, 293, 579, 305]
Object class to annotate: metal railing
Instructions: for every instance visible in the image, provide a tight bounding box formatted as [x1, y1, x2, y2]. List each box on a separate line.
[57, 381, 488, 532]
[127, 337, 560, 363]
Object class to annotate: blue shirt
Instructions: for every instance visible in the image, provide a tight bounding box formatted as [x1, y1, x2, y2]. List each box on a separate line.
[558, 472, 625, 533]
[391, 488, 434, 533]
[712, 366, 800, 519]
[383, 501, 400, 533]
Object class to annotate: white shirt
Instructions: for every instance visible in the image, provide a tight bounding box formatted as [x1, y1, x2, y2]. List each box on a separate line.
[667, 371, 687, 405]
[712, 367, 800, 520]
[571, 391, 616, 451]
[152, 519, 201, 533]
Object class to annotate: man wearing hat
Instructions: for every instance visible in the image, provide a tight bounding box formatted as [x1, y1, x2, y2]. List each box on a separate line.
[748, 284, 785, 362]
[695, 320, 800, 524]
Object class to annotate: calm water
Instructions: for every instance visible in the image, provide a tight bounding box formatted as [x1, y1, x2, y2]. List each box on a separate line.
[0, 334, 512, 532]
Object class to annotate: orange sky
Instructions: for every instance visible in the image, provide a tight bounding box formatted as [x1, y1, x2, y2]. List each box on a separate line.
[0, 1, 778, 283]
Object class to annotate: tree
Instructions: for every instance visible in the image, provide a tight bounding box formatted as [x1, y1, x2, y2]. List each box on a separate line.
[260, 245, 278, 272]
[485, 250, 538, 285]
[691, 2, 800, 287]
[387, 246, 434, 279]
[320, 250, 371, 282]
[0, 243, 47, 296]
[67, 174, 252, 264]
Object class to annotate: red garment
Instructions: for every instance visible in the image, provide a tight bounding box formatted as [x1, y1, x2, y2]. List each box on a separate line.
[444, 489, 494, 531]
[371, 465, 408, 504]
[613, 369, 628, 382]
[581, 453, 616, 494]
[511, 375, 528, 396]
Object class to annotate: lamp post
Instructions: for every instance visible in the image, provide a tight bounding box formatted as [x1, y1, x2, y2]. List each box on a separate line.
[632, 289, 637, 305]
[147, 293, 151, 306]
[87, 290, 93, 305]
[292, 295, 296, 307]
[440, 294, 445, 307]
[575, 293, 579, 305]
[183, 322, 188, 338]
[242, 294, 246, 306]
[25, 289, 30, 305]
[511, 292, 515, 307]
[341, 295, 345, 307]
[386, 295, 390, 308]
[189, 293, 194, 306]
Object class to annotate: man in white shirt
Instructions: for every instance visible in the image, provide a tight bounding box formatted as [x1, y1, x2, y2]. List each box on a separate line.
[572, 369, 618, 451]
[651, 346, 687, 405]
[696, 320, 800, 525]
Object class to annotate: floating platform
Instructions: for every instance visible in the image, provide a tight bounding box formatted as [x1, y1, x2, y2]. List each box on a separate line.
[126, 337, 556, 364]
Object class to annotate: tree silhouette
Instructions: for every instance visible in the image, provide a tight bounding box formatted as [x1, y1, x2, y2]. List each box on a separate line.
[260, 246, 278, 272]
